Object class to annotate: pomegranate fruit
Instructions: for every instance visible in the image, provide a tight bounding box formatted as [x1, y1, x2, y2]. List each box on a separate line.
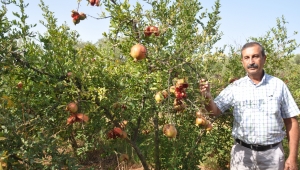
[161, 90, 168, 98]
[76, 113, 89, 123]
[144, 26, 159, 37]
[113, 127, 123, 135]
[89, 0, 96, 6]
[144, 27, 151, 37]
[95, 0, 100, 6]
[173, 99, 186, 111]
[67, 115, 77, 125]
[155, 91, 164, 103]
[71, 10, 81, 25]
[66, 102, 78, 113]
[195, 117, 207, 126]
[79, 12, 86, 20]
[175, 90, 187, 99]
[206, 123, 213, 131]
[107, 130, 115, 139]
[17, 81, 23, 89]
[176, 78, 188, 88]
[130, 44, 147, 61]
[173, 104, 185, 111]
[163, 124, 177, 138]
[169, 86, 175, 93]
[107, 127, 127, 139]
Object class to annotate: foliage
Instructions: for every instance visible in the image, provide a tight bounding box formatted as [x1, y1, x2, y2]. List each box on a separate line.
[1, 0, 299, 169]
[294, 53, 300, 65]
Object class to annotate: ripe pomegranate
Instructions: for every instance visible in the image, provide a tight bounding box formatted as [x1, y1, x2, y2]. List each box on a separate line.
[195, 117, 207, 126]
[71, 10, 79, 17]
[161, 90, 168, 98]
[113, 127, 123, 135]
[173, 103, 185, 111]
[76, 113, 89, 123]
[90, 0, 96, 6]
[175, 90, 187, 99]
[169, 86, 175, 93]
[67, 115, 77, 125]
[130, 44, 147, 61]
[154, 91, 164, 103]
[144, 26, 159, 37]
[150, 26, 159, 36]
[144, 27, 151, 37]
[206, 123, 213, 131]
[163, 124, 177, 138]
[73, 19, 80, 25]
[173, 99, 186, 111]
[107, 129, 115, 139]
[71, 10, 81, 25]
[176, 78, 188, 88]
[107, 127, 127, 139]
[95, 0, 100, 6]
[66, 102, 78, 113]
[17, 81, 23, 89]
[79, 12, 86, 20]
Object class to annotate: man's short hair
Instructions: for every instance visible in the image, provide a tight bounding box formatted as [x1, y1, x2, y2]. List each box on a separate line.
[241, 42, 266, 57]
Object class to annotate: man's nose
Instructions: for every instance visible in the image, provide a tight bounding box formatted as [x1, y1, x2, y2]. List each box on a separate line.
[249, 57, 254, 64]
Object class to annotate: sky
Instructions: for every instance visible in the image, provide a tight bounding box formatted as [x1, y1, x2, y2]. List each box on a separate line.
[3, 0, 300, 54]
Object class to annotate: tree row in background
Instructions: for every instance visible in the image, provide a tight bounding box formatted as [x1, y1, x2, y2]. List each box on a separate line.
[0, 0, 299, 169]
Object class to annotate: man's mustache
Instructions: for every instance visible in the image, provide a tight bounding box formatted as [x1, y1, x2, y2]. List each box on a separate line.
[247, 63, 258, 69]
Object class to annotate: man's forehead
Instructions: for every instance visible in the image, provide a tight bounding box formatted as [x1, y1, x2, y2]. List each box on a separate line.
[242, 46, 261, 55]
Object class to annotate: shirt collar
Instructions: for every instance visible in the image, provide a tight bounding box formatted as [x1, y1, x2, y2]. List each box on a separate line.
[246, 70, 267, 86]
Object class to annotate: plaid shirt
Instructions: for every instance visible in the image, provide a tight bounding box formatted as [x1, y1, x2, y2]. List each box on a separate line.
[215, 72, 300, 145]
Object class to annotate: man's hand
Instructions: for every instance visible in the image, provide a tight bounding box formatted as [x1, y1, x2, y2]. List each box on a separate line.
[284, 157, 298, 170]
[199, 79, 211, 99]
[199, 79, 221, 116]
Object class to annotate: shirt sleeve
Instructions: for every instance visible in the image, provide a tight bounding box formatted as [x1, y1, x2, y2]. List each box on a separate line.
[280, 84, 300, 118]
[214, 84, 234, 113]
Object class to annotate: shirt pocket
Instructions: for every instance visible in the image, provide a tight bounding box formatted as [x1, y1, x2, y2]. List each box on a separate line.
[265, 96, 281, 116]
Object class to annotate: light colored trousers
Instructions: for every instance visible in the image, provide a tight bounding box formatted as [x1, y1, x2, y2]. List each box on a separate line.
[230, 142, 285, 170]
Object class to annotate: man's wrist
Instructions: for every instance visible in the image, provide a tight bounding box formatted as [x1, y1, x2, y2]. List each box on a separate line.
[204, 92, 212, 100]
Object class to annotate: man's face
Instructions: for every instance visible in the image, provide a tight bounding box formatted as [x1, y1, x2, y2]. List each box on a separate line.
[241, 44, 266, 77]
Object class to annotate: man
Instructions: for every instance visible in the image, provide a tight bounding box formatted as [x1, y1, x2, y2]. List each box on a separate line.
[200, 42, 299, 170]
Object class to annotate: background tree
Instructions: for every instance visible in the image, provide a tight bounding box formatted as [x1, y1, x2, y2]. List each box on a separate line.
[294, 53, 300, 65]
[1, 0, 299, 169]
